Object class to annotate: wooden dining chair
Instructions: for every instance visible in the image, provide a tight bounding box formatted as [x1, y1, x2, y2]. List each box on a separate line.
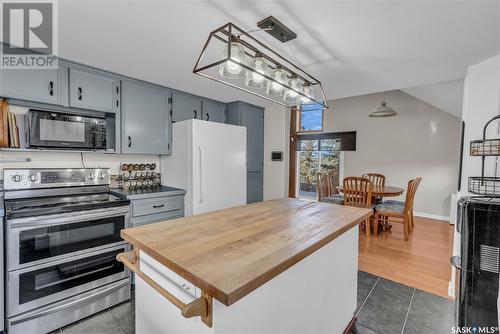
[362, 172, 385, 204]
[374, 177, 422, 241]
[361, 173, 386, 187]
[343, 177, 373, 236]
[317, 172, 344, 205]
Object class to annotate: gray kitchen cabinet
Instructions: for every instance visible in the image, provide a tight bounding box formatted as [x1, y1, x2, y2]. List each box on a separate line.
[3, 66, 68, 105]
[202, 100, 225, 123]
[226, 101, 265, 172]
[247, 171, 264, 204]
[225, 101, 265, 203]
[121, 80, 171, 154]
[68, 66, 120, 113]
[171, 92, 202, 122]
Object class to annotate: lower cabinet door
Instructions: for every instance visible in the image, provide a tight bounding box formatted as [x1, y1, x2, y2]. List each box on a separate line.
[247, 171, 263, 204]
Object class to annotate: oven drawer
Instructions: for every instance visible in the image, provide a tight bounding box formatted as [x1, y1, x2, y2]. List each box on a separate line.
[131, 195, 183, 217]
[7, 244, 130, 317]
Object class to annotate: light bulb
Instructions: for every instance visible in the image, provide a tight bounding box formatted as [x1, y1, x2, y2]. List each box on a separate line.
[284, 75, 303, 103]
[267, 67, 287, 97]
[219, 39, 247, 79]
[301, 82, 314, 104]
[246, 53, 270, 88]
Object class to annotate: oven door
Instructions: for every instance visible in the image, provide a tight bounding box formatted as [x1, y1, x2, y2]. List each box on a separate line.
[27, 109, 107, 150]
[7, 206, 130, 271]
[7, 244, 129, 316]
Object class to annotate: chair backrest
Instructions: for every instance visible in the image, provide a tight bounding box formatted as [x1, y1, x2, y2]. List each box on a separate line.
[362, 173, 386, 187]
[317, 172, 332, 201]
[343, 176, 373, 208]
[404, 177, 422, 213]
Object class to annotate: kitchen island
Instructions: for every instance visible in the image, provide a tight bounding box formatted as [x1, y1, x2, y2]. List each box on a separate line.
[118, 198, 372, 334]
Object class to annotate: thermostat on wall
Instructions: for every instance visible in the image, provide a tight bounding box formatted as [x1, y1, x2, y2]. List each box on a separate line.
[271, 151, 283, 161]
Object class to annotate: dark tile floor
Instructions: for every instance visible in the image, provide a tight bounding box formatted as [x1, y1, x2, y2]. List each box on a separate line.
[54, 271, 454, 334]
[353, 271, 455, 334]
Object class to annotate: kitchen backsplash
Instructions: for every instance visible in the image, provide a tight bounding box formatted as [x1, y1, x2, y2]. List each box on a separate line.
[0, 151, 160, 180]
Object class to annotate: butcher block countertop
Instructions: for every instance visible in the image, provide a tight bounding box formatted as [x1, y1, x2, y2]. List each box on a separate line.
[121, 198, 372, 306]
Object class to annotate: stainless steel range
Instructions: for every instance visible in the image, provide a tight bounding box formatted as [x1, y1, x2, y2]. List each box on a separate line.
[3, 168, 131, 334]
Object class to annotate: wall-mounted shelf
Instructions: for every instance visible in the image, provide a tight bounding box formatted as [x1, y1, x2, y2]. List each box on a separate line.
[468, 115, 500, 196]
[468, 176, 500, 196]
[470, 138, 500, 156]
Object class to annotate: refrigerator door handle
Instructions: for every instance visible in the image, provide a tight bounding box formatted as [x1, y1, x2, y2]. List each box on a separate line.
[199, 146, 203, 204]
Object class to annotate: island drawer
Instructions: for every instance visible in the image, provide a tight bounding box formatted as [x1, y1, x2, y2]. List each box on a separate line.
[131, 195, 184, 217]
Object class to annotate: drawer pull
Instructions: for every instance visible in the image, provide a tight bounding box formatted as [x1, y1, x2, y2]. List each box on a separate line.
[153, 204, 165, 209]
[117, 250, 212, 327]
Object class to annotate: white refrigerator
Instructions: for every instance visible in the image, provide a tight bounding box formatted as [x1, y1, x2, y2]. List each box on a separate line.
[161, 119, 246, 215]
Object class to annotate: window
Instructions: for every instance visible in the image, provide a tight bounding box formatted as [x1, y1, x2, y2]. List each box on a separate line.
[298, 102, 323, 132]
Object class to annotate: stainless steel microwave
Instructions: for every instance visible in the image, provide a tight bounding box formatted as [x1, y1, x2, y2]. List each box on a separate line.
[27, 109, 107, 150]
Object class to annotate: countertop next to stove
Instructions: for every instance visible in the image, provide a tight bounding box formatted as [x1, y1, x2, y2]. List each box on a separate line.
[110, 185, 186, 200]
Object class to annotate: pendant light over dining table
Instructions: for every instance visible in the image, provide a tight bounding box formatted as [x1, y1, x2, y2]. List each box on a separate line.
[369, 96, 398, 118]
[193, 19, 329, 109]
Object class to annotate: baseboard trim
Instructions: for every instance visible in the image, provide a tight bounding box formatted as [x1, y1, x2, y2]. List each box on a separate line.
[414, 211, 450, 222]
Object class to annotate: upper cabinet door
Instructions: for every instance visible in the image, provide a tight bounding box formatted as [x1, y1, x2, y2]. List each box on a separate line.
[121, 80, 171, 155]
[202, 100, 225, 123]
[171, 92, 202, 122]
[69, 67, 119, 113]
[241, 104, 264, 172]
[3, 67, 67, 105]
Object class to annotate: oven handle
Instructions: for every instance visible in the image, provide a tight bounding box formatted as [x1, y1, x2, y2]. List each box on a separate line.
[10, 279, 129, 325]
[8, 206, 130, 229]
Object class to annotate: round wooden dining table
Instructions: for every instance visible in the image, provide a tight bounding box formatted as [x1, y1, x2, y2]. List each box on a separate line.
[337, 185, 405, 232]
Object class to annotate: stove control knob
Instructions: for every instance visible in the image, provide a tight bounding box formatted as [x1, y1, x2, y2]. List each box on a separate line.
[88, 173, 95, 180]
[12, 174, 22, 182]
[29, 174, 38, 182]
[99, 172, 108, 180]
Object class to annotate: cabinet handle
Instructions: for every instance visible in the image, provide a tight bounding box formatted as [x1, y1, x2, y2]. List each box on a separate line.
[128, 136, 132, 147]
[78, 87, 83, 100]
[116, 100, 119, 108]
[49, 81, 54, 96]
[194, 110, 197, 119]
[153, 204, 165, 209]
[206, 113, 209, 121]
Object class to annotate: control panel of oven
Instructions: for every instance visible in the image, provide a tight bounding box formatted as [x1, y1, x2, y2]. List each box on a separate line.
[3, 168, 110, 190]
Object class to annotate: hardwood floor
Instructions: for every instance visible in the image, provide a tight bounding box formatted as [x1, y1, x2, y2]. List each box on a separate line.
[358, 215, 454, 299]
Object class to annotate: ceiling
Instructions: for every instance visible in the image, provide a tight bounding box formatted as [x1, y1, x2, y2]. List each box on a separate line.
[58, 1, 500, 107]
[402, 79, 464, 118]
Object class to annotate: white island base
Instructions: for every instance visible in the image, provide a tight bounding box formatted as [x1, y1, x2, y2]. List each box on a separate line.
[135, 227, 359, 334]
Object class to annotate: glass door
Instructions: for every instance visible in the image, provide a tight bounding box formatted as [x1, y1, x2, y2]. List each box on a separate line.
[297, 138, 342, 200]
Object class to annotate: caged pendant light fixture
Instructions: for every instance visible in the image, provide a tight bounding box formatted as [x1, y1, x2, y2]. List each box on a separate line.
[193, 18, 329, 110]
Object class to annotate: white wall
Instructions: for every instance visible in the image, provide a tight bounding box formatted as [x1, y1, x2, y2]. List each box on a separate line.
[459, 54, 500, 197]
[324, 90, 461, 219]
[263, 103, 288, 200]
